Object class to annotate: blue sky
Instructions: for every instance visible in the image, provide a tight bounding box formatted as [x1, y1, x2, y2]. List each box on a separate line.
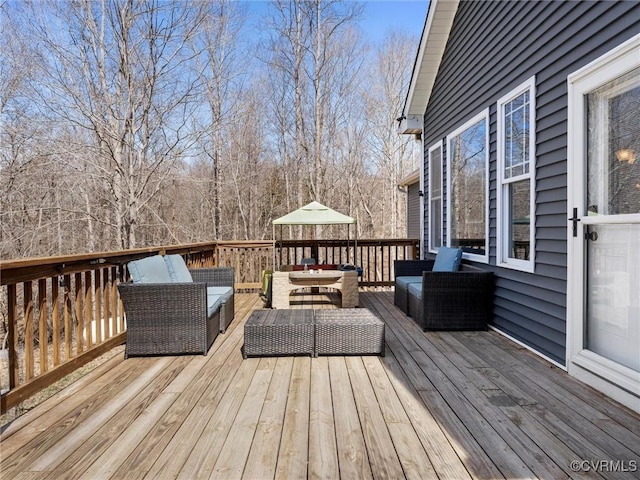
[244, 1, 429, 45]
[360, 1, 428, 44]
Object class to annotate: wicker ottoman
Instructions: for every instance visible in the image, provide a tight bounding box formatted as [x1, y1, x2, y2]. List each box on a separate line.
[243, 309, 315, 358]
[314, 309, 385, 356]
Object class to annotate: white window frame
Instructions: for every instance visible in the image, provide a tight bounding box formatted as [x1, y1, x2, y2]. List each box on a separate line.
[496, 76, 536, 272]
[446, 109, 490, 263]
[428, 140, 443, 253]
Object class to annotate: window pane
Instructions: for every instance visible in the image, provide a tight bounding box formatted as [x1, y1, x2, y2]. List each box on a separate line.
[429, 146, 442, 249]
[587, 67, 640, 215]
[430, 198, 442, 248]
[504, 91, 530, 179]
[450, 117, 487, 254]
[509, 179, 530, 260]
[430, 148, 442, 197]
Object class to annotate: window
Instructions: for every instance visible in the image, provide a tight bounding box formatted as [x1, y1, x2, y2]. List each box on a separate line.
[428, 141, 443, 252]
[497, 77, 536, 271]
[446, 110, 489, 262]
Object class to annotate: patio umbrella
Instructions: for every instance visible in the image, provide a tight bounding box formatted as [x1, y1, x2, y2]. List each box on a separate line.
[272, 201, 357, 269]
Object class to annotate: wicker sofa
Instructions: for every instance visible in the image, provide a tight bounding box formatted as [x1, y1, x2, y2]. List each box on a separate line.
[394, 258, 494, 331]
[118, 255, 235, 357]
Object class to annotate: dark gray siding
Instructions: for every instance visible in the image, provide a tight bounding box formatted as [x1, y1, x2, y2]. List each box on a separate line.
[407, 182, 421, 239]
[421, 0, 640, 365]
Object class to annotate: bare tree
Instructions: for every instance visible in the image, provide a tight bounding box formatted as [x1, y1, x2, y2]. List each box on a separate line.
[362, 31, 420, 237]
[23, 0, 208, 249]
[194, 0, 248, 240]
[1, 1, 422, 262]
[261, 0, 364, 240]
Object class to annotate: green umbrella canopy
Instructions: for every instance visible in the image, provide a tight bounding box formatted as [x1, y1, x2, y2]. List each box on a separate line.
[272, 201, 357, 267]
[272, 201, 356, 225]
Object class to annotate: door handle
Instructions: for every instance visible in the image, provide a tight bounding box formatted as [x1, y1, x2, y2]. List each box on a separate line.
[568, 207, 581, 237]
[585, 230, 598, 241]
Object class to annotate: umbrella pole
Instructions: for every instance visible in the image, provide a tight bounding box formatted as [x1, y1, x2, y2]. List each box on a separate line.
[355, 226, 358, 269]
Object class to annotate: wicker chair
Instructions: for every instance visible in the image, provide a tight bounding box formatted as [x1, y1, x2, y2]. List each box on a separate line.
[118, 281, 218, 357]
[394, 260, 494, 330]
[118, 258, 235, 357]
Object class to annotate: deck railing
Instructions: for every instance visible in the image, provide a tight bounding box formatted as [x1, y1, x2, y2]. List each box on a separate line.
[0, 238, 418, 413]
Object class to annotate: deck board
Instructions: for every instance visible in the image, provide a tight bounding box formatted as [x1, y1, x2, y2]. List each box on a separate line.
[308, 356, 339, 480]
[243, 356, 293, 480]
[2, 289, 640, 479]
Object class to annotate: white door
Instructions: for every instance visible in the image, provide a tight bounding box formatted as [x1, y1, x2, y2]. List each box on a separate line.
[567, 35, 640, 411]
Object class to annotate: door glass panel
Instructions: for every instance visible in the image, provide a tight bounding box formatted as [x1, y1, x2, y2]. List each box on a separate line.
[585, 67, 640, 373]
[587, 67, 640, 216]
[586, 224, 640, 372]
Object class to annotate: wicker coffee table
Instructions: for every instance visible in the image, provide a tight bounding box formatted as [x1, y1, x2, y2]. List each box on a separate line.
[314, 309, 385, 356]
[243, 309, 315, 358]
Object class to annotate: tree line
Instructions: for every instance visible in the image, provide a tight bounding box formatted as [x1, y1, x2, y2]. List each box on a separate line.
[0, 0, 420, 259]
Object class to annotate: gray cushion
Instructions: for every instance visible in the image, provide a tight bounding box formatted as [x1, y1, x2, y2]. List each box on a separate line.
[408, 282, 422, 300]
[127, 255, 172, 283]
[395, 276, 423, 289]
[164, 254, 193, 283]
[207, 286, 233, 303]
[433, 247, 463, 272]
[207, 294, 224, 317]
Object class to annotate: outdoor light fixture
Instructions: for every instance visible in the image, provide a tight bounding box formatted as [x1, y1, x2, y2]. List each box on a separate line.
[615, 148, 636, 164]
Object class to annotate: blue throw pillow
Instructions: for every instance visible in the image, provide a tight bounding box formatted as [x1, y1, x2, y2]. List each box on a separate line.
[164, 254, 193, 283]
[432, 247, 463, 272]
[127, 255, 172, 283]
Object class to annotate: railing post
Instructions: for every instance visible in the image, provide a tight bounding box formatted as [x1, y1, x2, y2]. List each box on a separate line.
[24, 282, 34, 381]
[7, 284, 18, 390]
[52, 277, 60, 367]
[64, 274, 72, 360]
[38, 279, 48, 373]
[74, 272, 83, 354]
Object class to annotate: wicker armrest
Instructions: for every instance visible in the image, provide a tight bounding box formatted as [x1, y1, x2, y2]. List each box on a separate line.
[118, 282, 208, 318]
[415, 268, 494, 330]
[394, 260, 435, 278]
[422, 269, 493, 290]
[189, 267, 236, 333]
[190, 267, 235, 288]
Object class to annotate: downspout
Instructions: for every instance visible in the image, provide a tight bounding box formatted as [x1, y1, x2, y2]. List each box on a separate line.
[418, 135, 425, 259]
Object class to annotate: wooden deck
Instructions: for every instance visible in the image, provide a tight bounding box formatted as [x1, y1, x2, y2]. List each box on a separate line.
[2, 291, 640, 479]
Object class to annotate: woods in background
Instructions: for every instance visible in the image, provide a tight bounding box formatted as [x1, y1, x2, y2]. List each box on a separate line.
[0, 0, 420, 259]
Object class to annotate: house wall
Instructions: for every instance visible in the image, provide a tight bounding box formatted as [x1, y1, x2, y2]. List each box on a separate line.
[421, 0, 640, 365]
[406, 182, 421, 239]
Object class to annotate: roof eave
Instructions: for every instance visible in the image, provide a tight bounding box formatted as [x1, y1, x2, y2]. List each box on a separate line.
[399, 0, 459, 134]
[398, 170, 420, 187]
